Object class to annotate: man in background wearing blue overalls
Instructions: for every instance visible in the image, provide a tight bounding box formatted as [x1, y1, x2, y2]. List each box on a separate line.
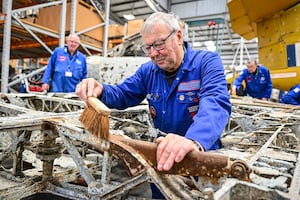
[231, 59, 272, 100]
[281, 84, 300, 105]
[42, 34, 87, 92]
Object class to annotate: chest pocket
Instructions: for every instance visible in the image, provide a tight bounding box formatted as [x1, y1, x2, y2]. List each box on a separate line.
[176, 92, 200, 104]
[72, 66, 83, 80]
[259, 76, 267, 85]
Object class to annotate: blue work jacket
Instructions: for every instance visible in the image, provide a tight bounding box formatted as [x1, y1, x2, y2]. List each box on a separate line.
[280, 84, 300, 105]
[42, 46, 87, 92]
[100, 42, 231, 151]
[233, 65, 272, 99]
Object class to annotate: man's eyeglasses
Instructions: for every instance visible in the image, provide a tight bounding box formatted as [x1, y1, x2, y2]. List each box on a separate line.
[141, 30, 176, 54]
[68, 40, 79, 44]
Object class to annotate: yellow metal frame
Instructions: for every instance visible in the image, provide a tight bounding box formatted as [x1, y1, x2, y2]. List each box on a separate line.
[227, 0, 300, 91]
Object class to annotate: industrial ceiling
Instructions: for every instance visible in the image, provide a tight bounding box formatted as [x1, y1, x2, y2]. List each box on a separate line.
[0, 0, 257, 67]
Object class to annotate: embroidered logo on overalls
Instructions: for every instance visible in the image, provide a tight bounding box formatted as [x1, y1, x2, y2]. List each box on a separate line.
[150, 106, 156, 119]
[178, 80, 200, 92]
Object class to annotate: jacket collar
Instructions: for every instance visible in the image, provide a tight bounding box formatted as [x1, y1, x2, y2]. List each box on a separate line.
[64, 46, 78, 57]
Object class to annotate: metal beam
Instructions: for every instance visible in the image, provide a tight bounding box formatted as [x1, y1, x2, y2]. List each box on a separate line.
[11, 15, 53, 54]
[1, 0, 12, 93]
[69, 0, 77, 35]
[76, 23, 105, 36]
[11, 1, 63, 14]
[59, 0, 67, 47]
[103, 0, 110, 57]
[12, 20, 59, 38]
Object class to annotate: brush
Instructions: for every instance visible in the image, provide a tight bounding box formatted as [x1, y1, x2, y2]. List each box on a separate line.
[79, 97, 111, 139]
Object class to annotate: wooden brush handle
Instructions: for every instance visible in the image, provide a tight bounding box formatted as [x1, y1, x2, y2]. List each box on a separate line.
[87, 97, 111, 115]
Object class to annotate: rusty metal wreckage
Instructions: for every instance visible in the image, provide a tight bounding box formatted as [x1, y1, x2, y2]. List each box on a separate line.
[0, 93, 299, 200]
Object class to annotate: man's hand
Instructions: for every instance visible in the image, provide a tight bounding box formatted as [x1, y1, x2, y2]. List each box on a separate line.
[75, 78, 103, 102]
[156, 133, 201, 171]
[42, 83, 50, 91]
[231, 85, 237, 96]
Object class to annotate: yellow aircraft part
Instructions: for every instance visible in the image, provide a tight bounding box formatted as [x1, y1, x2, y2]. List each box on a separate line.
[257, 3, 300, 71]
[270, 67, 300, 91]
[227, 0, 299, 40]
[227, 0, 300, 91]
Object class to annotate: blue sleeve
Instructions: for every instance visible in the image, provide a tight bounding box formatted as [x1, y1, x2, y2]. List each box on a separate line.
[281, 85, 300, 105]
[281, 95, 299, 105]
[287, 97, 299, 105]
[42, 49, 58, 84]
[185, 53, 231, 150]
[293, 86, 300, 103]
[264, 68, 272, 99]
[233, 69, 247, 89]
[100, 66, 147, 109]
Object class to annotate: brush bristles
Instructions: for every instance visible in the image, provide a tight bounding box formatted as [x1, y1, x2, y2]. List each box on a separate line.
[80, 105, 110, 139]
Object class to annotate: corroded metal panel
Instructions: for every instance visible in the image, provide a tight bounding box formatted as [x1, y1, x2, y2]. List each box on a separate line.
[0, 94, 299, 199]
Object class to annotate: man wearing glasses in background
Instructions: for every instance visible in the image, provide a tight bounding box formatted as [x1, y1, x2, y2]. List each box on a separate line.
[42, 34, 87, 92]
[76, 12, 231, 198]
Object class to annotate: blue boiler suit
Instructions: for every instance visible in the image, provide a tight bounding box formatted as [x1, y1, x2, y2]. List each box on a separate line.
[42, 46, 87, 92]
[280, 84, 300, 105]
[100, 42, 231, 151]
[233, 65, 272, 99]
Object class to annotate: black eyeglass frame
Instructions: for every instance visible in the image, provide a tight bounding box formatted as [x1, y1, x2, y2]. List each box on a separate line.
[141, 29, 176, 54]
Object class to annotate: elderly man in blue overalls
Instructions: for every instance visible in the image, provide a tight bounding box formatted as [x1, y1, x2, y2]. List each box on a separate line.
[231, 59, 272, 100]
[42, 34, 87, 92]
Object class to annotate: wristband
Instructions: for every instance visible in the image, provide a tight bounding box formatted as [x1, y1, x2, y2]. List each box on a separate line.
[192, 140, 204, 151]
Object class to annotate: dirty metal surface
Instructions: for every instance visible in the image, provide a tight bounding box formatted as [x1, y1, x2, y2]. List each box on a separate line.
[0, 93, 299, 200]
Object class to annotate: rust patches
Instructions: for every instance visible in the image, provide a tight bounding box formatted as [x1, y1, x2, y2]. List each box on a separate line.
[90, 134, 251, 181]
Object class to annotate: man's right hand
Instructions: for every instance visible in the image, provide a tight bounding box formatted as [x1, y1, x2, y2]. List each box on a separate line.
[231, 85, 237, 96]
[75, 78, 103, 102]
[156, 134, 201, 171]
[42, 83, 50, 91]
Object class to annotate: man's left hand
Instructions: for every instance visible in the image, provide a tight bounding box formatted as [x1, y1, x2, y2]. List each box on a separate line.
[156, 133, 201, 171]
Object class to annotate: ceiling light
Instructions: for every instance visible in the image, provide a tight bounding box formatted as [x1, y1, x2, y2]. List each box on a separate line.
[123, 14, 135, 20]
